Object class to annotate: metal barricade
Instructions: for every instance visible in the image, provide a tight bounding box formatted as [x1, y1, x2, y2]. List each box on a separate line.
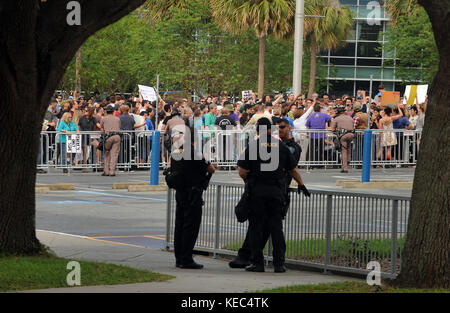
[165, 182, 410, 278]
[38, 129, 422, 171]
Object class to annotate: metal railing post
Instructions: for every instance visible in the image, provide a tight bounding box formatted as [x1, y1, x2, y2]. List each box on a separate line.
[391, 199, 399, 275]
[324, 194, 333, 274]
[214, 185, 222, 258]
[165, 188, 172, 250]
[266, 236, 272, 267]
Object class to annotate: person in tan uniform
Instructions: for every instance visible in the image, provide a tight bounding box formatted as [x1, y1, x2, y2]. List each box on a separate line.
[100, 105, 121, 176]
[331, 107, 355, 173]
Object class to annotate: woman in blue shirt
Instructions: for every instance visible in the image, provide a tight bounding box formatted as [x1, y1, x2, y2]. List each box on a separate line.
[58, 112, 79, 173]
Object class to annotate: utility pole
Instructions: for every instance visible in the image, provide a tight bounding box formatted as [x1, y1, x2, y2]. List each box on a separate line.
[292, 0, 305, 98]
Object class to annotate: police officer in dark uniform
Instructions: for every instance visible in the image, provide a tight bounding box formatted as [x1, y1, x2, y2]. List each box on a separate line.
[167, 127, 216, 269]
[236, 118, 310, 273]
[229, 118, 304, 269]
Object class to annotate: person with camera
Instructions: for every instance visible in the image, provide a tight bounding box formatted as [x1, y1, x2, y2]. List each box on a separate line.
[331, 106, 355, 173]
[235, 118, 310, 273]
[166, 127, 216, 269]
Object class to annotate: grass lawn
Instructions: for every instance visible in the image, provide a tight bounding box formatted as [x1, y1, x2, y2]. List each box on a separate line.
[223, 237, 405, 259]
[0, 249, 174, 292]
[255, 281, 449, 293]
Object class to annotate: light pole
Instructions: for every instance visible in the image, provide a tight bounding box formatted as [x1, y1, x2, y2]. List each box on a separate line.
[292, 0, 305, 98]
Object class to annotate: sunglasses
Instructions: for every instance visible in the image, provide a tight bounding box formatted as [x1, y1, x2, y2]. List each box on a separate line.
[278, 125, 288, 129]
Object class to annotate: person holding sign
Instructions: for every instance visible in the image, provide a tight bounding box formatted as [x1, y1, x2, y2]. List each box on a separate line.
[57, 112, 79, 173]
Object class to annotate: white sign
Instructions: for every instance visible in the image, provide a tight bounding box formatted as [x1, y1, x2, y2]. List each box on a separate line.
[242, 90, 253, 102]
[66, 135, 82, 154]
[403, 85, 428, 105]
[138, 85, 158, 102]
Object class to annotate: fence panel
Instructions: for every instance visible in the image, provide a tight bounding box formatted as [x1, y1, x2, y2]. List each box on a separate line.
[38, 129, 421, 171]
[165, 182, 410, 278]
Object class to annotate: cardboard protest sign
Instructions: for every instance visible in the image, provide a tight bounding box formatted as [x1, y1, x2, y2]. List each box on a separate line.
[242, 90, 253, 102]
[66, 135, 82, 154]
[138, 85, 158, 102]
[381, 91, 400, 107]
[403, 85, 428, 105]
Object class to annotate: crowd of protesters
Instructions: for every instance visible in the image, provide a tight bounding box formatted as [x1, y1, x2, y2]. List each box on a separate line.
[39, 84, 427, 174]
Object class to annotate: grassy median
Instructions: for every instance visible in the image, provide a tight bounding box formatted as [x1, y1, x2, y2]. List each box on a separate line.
[0, 248, 173, 291]
[255, 281, 449, 293]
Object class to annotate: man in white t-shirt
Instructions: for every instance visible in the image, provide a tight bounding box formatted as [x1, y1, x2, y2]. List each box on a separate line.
[293, 102, 314, 162]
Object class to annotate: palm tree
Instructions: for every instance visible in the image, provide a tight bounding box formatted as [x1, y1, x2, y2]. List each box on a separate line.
[141, 0, 189, 21]
[303, 0, 354, 98]
[384, 0, 418, 24]
[209, 0, 295, 99]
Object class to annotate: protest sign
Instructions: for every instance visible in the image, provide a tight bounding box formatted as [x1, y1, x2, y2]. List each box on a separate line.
[403, 85, 428, 105]
[66, 135, 82, 154]
[242, 90, 253, 102]
[138, 85, 158, 102]
[381, 91, 400, 107]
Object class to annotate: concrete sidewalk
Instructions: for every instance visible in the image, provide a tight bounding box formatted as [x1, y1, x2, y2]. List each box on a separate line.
[28, 230, 361, 293]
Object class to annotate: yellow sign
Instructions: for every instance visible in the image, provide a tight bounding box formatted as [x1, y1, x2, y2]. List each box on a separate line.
[407, 85, 418, 106]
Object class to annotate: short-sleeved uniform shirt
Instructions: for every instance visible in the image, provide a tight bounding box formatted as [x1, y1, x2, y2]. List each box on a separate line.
[331, 114, 355, 131]
[101, 115, 121, 132]
[237, 135, 297, 197]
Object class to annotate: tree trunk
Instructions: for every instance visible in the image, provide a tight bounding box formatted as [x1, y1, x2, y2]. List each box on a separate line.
[308, 34, 317, 99]
[0, 0, 145, 255]
[390, 0, 450, 288]
[257, 34, 266, 101]
[76, 47, 82, 93]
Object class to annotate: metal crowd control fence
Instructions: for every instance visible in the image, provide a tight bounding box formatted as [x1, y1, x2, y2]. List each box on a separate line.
[165, 182, 410, 278]
[37, 129, 421, 171]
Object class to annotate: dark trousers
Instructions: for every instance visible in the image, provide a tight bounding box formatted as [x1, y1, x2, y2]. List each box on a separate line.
[174, 189, 203, 265]
[309, 137, 324, 162]
[237, 226, 270, 262]
[247, 186, 285, 266]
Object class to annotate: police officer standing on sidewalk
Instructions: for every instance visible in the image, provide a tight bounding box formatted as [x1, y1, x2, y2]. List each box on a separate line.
[229, 118, 304, 269]
[331, 107, 355, 173]
[166, 127, 216, 269]
[100, 105, 121, 176]
[236, 118, 310, 273]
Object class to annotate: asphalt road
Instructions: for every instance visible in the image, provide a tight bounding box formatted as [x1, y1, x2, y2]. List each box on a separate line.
[36, 168, 414, 249]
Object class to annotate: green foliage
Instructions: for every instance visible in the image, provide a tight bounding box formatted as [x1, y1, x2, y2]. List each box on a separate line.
[58, 0, 328, 96]
[383, 5, 439, 84]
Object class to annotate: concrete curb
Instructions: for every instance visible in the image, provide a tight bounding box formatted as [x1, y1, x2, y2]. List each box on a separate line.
[36, 184, 75, 191]
[336, 179, 413, 189]
[128, 184, 168, 192]
[113, 182, 148, 189]
[35, 187, 51, 194]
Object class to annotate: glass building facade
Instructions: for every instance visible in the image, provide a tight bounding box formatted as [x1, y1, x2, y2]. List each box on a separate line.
[320, 0, 402, 98]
